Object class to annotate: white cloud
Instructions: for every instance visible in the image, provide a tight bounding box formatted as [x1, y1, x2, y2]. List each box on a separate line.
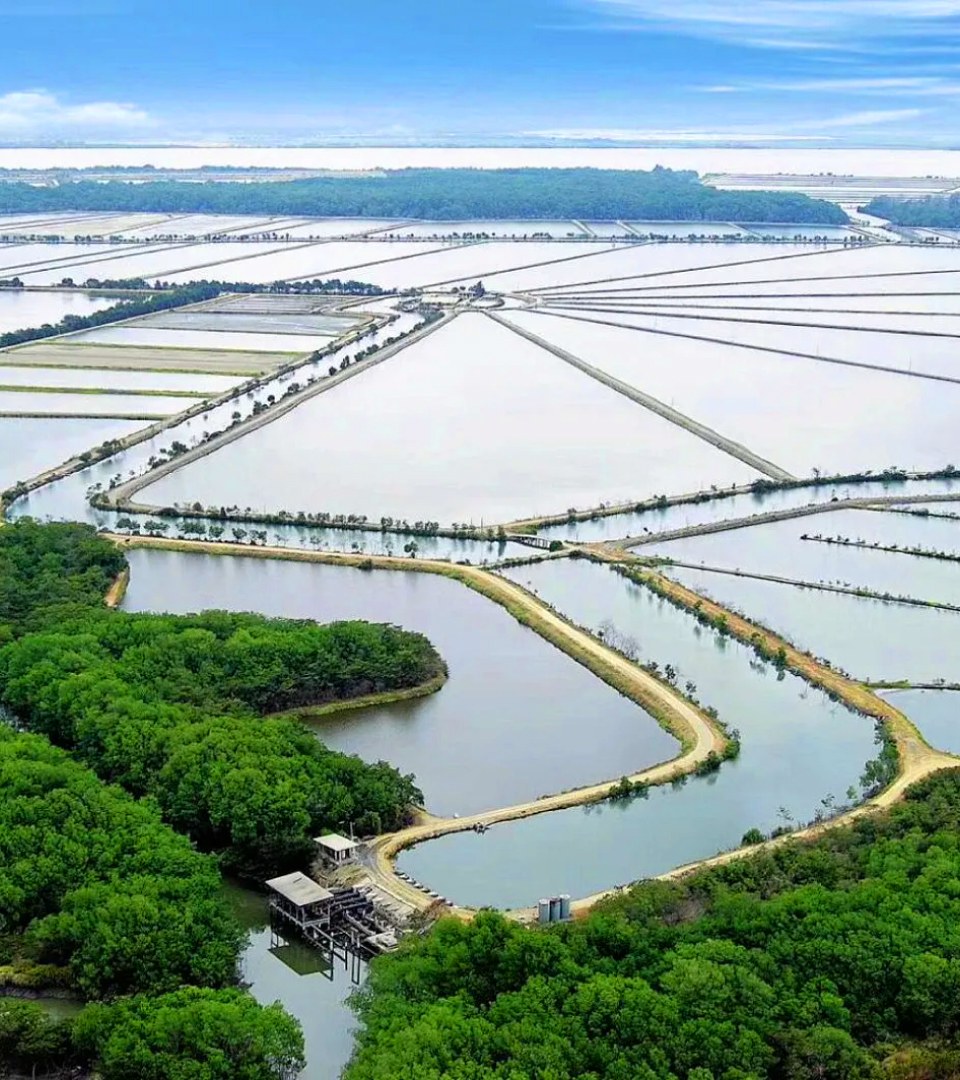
[525, 127, 825, 141]
[799, 107, 928, 128]
[0, 90, 152, 135]
[575, 0, 960, 49]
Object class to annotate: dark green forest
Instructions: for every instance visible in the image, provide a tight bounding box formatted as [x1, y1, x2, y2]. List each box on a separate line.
[346, 768, 960, 1080]
[864, 194, 960, 228]
[0, 520, 442, 1077]
[0, 168, 848, 224]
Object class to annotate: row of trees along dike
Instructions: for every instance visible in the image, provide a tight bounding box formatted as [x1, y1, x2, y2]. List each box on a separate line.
[0, 167, 848, 224]
[0, 519, 444, 1078]
[344, 767, 960, 1080]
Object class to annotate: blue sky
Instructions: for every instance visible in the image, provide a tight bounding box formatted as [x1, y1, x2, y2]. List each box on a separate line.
[3, 0, 960, 144]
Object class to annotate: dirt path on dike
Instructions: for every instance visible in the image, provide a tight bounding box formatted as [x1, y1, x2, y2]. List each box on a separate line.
[106, 535, 728, 915]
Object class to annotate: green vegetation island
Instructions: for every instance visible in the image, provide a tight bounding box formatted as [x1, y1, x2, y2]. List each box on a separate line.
[0, 167, 848, 225]
[0, 520, 443, 1077]
[864, 194, 960, 228]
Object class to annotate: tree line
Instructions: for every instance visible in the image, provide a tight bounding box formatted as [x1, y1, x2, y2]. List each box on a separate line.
[0, 519, 444, 1077]
[0, 282, 222, 349]
[346, 767, 960, 1080]
[0, 167, 848, 224]
[864, 194, 960, 227]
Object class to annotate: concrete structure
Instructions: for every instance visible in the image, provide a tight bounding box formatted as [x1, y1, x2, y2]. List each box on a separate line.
[316, 832, 360, 868]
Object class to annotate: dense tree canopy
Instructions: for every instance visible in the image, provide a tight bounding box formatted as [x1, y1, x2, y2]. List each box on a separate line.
[74, 988, 305, 1080]
[0, 522, 439, 874]
[0, 168, 848, 224]
[346, 769, 960, 1080]
[864, 194, 960, 227]
[0, 726, 243, 998]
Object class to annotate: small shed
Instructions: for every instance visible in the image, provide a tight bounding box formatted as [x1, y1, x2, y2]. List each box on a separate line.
[315, 832, 360, 868]
[266, 871, 332, 928]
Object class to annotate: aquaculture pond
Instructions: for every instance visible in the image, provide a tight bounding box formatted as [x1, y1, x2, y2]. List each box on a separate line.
[119, 547, 678, 816]
[0, 364, 241, 394]
[8, 310, 422, 523]
[0, 415, 145, 491]
[882, 689, 960, 756]
[397, 556, 877, 909]
[0, 288, 116, 332]
[645, 507, 960, 606]
[137, 313, 757, 525]
[505, 309, 960, 477]
[0, 390, 191, 417]
[536, 476, 960, 544]
[665, 564, 960, 685]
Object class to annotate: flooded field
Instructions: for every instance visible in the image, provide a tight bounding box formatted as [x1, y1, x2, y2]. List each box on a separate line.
[138, 312, 757, 524]
[384, 220, 588, 238]
[120, 547, 678, 815]
[399, 556, 876, 908]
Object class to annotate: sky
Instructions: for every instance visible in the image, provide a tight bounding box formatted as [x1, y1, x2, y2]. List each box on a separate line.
[3, 0, 960, 145]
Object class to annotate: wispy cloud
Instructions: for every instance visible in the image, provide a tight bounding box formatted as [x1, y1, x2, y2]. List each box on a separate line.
[575, 0, 960, 50]
[698, 76, 960, 94]
[799, 107, 927, 128]
[0, 90, 152, 135]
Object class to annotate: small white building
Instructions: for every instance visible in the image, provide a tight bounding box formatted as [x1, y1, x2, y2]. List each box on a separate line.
[315, 832, 360, 868]
[265, 871, 333, 929]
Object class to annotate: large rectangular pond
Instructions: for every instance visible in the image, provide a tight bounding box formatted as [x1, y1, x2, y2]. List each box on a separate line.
[138, 312, 758, 525]
[399, 557, 877, 909]
[504, 310, 960, 477]
[120, 547, 678, 816]
[0, 390, 190, 417]
[0, 364, 241, 395]
[68, 325, 330, 353]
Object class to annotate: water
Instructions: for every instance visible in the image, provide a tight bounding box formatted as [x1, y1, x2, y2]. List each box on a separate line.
[0, 390, 191, 417]
[627, 221, 748, 237]
[503, 310, 960, 477]
[0, 288, 114, 332]
[883, 689, 960, 754]
[119, 547, 677, 816]
[8, 309, 422, 524]
[69, 326, 331, 353]
[647, 507, 960, 606]
[136, 311, 359, 335]
[538, 477, 960, 544]
[0, 415, 145, 491]
[591, 309, 960, 381]
[161, 241, 455, 287]
[399, 557, 876, 909]
[223, 880, 363, 1080]
[597, 293, 960, 315]
[467, 242, 816, 294]
[382, 220, 586, 239]
[139, 312, 758, 526]
[0, 364, 242, 394]
[14, 242, 289, 286]
[666, 565, 960, 684]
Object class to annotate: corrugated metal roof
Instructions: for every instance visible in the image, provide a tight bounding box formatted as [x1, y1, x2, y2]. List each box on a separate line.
[265, 871, 332, 907]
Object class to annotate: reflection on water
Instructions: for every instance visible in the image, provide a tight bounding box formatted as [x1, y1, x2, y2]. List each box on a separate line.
[223, 880, 365, 1080]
